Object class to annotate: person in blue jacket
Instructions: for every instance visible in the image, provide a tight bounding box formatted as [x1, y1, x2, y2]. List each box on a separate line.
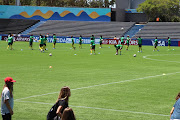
[170, 92, 180, 119]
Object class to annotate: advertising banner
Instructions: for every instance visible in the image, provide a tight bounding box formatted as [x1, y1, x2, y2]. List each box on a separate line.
[102, 39, 138, 45]
[0, 34, 179, 46]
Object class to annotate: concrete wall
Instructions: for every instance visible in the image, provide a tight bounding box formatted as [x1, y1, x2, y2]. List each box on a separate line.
[130, 0, 146, 9]
[115, 0, 147, 22]
[125, 13, 148, 22]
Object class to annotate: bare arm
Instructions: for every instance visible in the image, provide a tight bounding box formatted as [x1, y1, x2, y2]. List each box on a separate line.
[4, 99, 13, 115]
[56, 106, 63, 118]
[170, 107, 174, 118]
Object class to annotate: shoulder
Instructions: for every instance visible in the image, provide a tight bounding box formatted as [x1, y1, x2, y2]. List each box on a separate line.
[57, 99, 67, 105]
[2, 87, 10, 94]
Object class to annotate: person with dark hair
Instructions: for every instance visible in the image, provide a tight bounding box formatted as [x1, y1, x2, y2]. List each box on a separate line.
[38, 34, 42, 50]
[71, 36, 76, 50]
[7, 34, 13, 50]
[44, 35, 48, 50]
[29, 34, 36, 50]
[90, 37, 95, 55]
[137, 36, 142, 52]
[1, 77, 16, 120]
[53, 34, 57, 49]
[153, 37, 159, 51]
[61, 108, 76, 120]
[167, 37, 171, 50]
[91, 35, 95, 41]
[170, 92, 180, 119]
[39, 35, 45, 52]
[79, 35, 83, 48]
[99, 35, 103, 48]
[126, 35, 131, 50]
[114, 44, 123, 55]
[121, 35, 124, 45]
[47, 86, 71, 120]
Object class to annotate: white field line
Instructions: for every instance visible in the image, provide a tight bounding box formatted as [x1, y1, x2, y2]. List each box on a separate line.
[143, 54, 180, 63]
[15, 71, 180, 101]
[16, 100, 169, 117]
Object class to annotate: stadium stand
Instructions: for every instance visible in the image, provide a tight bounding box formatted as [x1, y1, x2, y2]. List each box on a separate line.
[0, 19, 40, 34]
[136, 22, 180, 39]
[29, 21, 135, 38]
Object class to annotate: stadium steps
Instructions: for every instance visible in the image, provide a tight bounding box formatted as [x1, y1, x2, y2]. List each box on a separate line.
[29, 21, 135, 38]
[21, 21, 46, 35]
[124, 24, 145, 38]
[0, 19, 39, 34]
[136, 22, 180, 39]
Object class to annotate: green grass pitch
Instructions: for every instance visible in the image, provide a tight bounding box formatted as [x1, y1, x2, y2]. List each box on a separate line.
[0, 41, 180, 120]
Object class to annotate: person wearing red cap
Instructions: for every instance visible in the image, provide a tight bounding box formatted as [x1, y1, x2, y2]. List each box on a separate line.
[1, 77, 16, 120]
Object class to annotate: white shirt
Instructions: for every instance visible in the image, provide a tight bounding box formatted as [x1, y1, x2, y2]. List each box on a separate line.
[1, 87, 14, 115]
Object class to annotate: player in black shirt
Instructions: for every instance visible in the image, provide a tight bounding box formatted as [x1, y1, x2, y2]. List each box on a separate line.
[47, 86, 71, 120]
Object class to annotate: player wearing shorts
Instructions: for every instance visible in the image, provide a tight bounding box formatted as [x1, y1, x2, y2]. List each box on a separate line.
[90, 37, 95, 55]
[7, 34, 13, 50]
[99, 35, 103, 48]
[29, 34, 35, 50]
[39, 35, 45, 52]
[79, 35, 83, 48]
[137, 36, 142, 52]
[121, 36, 124, 45]
[167, 37, 171, 50]
[71, 36, 76, 50]
[44, 35, 48, 50]
[114, 44, 123, 55]
[126, 35, 131, 50]
[53, 34, 57, 49]
[153, 37, 159, 51]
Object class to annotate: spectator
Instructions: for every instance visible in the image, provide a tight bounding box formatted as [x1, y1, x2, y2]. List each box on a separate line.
[170, 92, 180, 119]
[47, 86, 71, 120]
[1, 77, 16, 120]
[61, 108, 76, 120]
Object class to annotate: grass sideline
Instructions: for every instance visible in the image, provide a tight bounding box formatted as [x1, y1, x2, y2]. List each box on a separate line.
[0, 41, 180, 120]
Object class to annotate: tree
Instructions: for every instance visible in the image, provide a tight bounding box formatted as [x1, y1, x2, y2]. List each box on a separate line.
[36, 0, 41, 6]
[104, 0, 109, 8]
[89, 0, 105, 8]
[75, 0, 89, 7]
[109, 0, 115, 7]
[20, 0, 31, 5]
[137, 0, 180, 22]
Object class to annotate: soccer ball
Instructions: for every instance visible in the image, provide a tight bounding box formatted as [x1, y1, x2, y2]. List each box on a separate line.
[133, 54, 136, 57]
[49, 53, 52, 56]
[121, 27, 124, 30]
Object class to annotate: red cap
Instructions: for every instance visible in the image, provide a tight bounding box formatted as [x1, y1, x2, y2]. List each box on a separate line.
[4, 77, 16, 83]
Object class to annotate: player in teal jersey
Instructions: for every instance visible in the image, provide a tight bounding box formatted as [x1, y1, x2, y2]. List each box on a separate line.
[167, 37, 171, 50]
[29, 34, 36, 50]
[79, 35, 83, 48]
[53, 34, 57, 49]
[137, 36, 142, 52]
[90, 37, 95, 55]
[114, 44, 123, 55]
[121, 36, 124, 45]
[99, 35, 103, 48]
[44, 35, 48, 50]
[153, 37, 159, 51]
[71, 36, 76, 50]
[7, 34, 13, 50]
[126, 35, 131, 50]
[39, 35, 45, 52]
[91, 35, 95, 41]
